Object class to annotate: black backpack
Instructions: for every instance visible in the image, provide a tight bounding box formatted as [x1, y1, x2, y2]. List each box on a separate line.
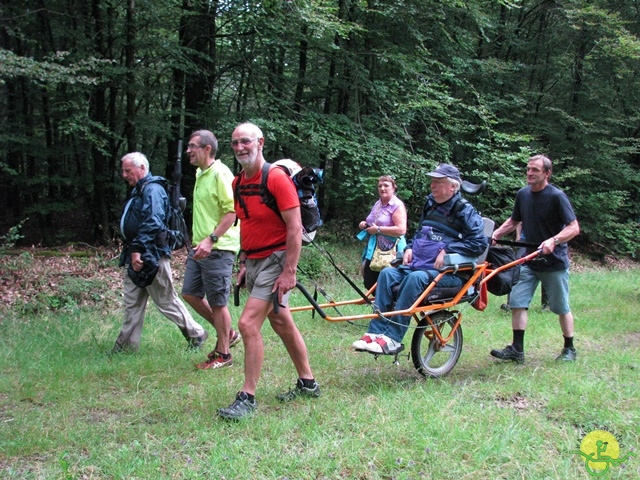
[164, 181, 190, 250]
[144, 177, 190, 251]
[486, 246, 520, 296]
[234, 160, 323, 242]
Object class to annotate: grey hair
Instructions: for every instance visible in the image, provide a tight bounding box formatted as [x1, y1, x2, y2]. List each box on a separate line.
[190, 130, 218, 157]
[529, 154, 553, 174]
[121, 152, 149, 171]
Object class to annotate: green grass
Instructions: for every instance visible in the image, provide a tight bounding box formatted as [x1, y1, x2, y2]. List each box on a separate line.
[1, 249, 639, 479]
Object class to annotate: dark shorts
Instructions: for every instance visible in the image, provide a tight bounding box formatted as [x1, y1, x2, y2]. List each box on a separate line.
[245, 250, 292, 305]
[182, 249, 235, 307]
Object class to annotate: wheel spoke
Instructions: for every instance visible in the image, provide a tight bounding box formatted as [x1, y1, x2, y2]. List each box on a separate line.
[411, 312, 463, 378]
[423, 341, 437, 363]
[439, 343, 456, 353]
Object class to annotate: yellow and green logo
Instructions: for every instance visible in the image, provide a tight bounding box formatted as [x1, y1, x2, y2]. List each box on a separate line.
[572, 430, 635, 476]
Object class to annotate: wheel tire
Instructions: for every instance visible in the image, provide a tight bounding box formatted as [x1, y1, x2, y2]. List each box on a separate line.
[411, 311, 463, 378]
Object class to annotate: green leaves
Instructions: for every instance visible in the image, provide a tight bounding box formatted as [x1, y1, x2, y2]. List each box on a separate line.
[0, 48, 101, 86]
[2, 0, 640, 254]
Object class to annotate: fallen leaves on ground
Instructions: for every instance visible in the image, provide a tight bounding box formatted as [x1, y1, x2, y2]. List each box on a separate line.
[0, 246, 189, 315]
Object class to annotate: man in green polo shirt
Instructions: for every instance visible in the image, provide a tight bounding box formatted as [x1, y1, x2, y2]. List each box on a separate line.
[182, 129, 242, 370]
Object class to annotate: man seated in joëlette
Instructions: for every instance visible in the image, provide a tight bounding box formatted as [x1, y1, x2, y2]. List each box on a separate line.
[352, 163, 488, 355]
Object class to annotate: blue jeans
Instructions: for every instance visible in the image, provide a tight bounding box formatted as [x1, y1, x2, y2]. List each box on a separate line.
[367, 266, 463, 343]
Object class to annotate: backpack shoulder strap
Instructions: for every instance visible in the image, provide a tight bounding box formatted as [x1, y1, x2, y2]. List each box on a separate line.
[259, 161, 272, 203]
[233, 162, 281, 220]
[233, 170, 248, 219]
[260, 162, 282, 218]
[451, 197, 468, 216]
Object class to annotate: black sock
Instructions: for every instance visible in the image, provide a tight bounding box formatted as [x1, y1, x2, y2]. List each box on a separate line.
[299, 378, 316, 389]
[239, 391, 255, 402]
[512, 330, 525, 352]
[563, 336, 574, 349]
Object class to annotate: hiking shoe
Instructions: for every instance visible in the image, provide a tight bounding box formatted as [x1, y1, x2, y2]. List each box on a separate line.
[196, 351, 232, 370]
[352, 333, 378, 350]
[490, 344, 524, 363]
[555, 347, 577, 362]
[229, 330, 242, 348]
[218, 391, 256, 420]
[363, 334, 403, 355]
[276, 379, 321, 402]
[187, 330, 209, 350]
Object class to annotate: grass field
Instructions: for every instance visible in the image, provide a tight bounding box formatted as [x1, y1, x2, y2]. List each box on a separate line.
[0, 245, 638, 479]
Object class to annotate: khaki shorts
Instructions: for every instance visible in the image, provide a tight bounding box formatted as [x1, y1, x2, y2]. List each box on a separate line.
[245, 250, 292, 306]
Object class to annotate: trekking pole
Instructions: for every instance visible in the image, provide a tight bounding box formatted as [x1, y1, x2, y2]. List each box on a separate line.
[172, 139, 187, 213]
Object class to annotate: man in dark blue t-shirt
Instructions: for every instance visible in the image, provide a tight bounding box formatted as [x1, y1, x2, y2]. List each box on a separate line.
[491, 155, 580, 363]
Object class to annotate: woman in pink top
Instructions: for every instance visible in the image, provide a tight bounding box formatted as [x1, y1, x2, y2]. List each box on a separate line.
[357, 175, 408, 289]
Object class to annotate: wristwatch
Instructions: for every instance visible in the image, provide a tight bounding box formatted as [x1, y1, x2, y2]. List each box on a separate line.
[209, 233, 219, 243]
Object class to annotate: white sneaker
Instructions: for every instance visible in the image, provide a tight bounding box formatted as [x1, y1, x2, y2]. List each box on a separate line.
[363, 334, 402, 354]
[352, 333, 378, 350]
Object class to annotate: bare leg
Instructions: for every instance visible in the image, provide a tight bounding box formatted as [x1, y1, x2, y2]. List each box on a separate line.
[559, 312, 574, 337]
[238, 297, 270, 395]
[268, 310, 314, 380]
[511, 307, 528, 331]
[183, 294, 232, 354]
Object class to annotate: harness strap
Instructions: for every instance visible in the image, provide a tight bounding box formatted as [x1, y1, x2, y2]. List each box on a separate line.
[234, 162, 280, 220]
[243, 241, 287, 257]
[233, 171, 250, 219]
[422, 198, 467, 237]
[234, 162, 289, 256]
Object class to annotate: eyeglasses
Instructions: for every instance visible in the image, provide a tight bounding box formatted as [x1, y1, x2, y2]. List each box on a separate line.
[187, 143, 206, 150]
[231, 137, 258, 147]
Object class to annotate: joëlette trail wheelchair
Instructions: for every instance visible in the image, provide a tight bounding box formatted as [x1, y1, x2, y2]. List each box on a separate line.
[290, 236, 539, 378]
[287, 180, 540, 379]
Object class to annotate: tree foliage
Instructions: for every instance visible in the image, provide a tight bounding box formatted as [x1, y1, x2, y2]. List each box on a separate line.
[1, 0, 639, 255]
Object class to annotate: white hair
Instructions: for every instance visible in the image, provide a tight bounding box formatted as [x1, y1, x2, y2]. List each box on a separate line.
[236, 122, 264, 140]
[121, 152, 149, 171]
[446, 177, 461, 193]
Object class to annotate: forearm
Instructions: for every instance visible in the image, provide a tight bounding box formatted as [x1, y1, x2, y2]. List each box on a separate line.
[492, 218, 519, 240]
[553, 220, 580, 244]
[283, 229, 301, 274]
[212, 211, 237, 237]
[375, 224, 405, 237]
[281, 208, 302, 274]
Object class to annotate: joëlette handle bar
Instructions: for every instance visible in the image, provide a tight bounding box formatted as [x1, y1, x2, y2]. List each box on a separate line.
[481, 249, 542, 287]
[294, 282, 327, 318]
[233, 282, 326, 318]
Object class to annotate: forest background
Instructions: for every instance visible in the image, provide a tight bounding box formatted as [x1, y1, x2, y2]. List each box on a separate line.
[1, 0, 640, 257]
